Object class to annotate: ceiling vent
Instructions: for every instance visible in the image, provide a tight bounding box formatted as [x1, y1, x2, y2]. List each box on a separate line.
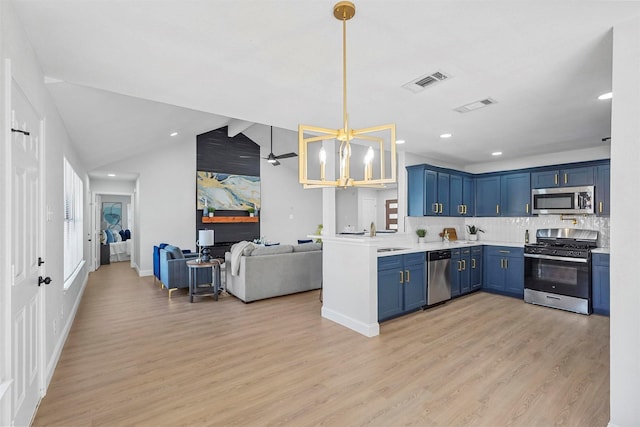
[402, 71, 451, 93]
[454, 98, 497, 113]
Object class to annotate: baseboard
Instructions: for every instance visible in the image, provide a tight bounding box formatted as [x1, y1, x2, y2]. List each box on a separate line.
[321, 307, 380, 337]
[44, 269, 89, 390]
[137, 267, 152, 277]
[0, 380, 12, 426]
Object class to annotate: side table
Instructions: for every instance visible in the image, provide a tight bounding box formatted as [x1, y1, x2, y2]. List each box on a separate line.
[186, 259, 221, 303]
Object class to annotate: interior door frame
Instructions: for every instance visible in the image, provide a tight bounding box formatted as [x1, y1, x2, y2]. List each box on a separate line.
[93, 190, 135, 268]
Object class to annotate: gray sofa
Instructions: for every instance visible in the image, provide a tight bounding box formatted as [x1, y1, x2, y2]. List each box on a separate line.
[224, 243, 322, 303]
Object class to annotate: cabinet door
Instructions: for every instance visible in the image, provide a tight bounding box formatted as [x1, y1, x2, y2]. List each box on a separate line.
[424, 169, 439, 216]
[504, 253, 524, 297]
[470, 247, 482, 291]
[450, 174, 463, 216]
[562, 166, 594, 187]
[475, 176, 501, 217]
[483, 252, 505, 291]
[450, 249, 461, 297]
[460, 249, 471, 294]
[404, 262, 426, 311]
[462, 176, 475, 216]
[592, 254, 610, 316]
[437, 172, 450, 215]
[378, 268, 403, 321]
[595, 165, 610, 216]
[500, 172, 531, 216]
[531, 170, 559, 188]
[407, 166, 426, 216]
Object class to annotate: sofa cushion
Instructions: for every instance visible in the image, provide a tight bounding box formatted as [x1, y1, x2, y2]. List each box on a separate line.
[250, 244, 294, 256]
[293, 242, 322, 252]
[164, 245, 184, 259]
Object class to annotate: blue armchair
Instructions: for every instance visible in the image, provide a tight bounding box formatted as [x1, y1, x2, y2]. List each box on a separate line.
[159, 245, 212, 298]
[153, 243, 169, 285]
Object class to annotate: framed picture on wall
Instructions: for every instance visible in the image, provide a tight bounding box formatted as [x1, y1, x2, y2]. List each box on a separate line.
[102, 202, 122, 231]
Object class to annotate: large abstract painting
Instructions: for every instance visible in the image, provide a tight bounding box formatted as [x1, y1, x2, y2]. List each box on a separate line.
[197, 172, 261, 210]
[102, 202, 122, 231]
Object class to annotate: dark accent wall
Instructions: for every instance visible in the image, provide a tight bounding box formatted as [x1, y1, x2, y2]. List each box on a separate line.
[196, 127, 260, 258]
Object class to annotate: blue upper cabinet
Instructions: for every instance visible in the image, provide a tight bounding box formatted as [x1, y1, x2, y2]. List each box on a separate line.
[450, 175, 474, 216]
[425, 170, 450, 216]
[500, 172, 531, 216]
[407, 165, 426, 216]
[595, 164, 610, 216]
[475, 176, 501, 217]
[531, 166, 595, 188]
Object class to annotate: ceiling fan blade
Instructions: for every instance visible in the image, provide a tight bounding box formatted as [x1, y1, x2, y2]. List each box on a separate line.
[274, 152, 298, 159]
[272, 160, 281, 166]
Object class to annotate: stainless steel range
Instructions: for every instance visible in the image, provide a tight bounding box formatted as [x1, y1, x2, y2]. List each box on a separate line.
[524, 228, 598, 315]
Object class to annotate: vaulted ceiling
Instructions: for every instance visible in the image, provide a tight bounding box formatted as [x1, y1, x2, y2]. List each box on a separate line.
[12, 1, 640, 175]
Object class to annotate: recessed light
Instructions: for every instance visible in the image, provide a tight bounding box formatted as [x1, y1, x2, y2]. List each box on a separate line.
[396, 139, 405, 145]
[440, 133, 452, 139]
[107, 173, 116, 177]
[170, 131, 178, 136]
[491, 152, 502, 156]
[598, 92, 612, 100]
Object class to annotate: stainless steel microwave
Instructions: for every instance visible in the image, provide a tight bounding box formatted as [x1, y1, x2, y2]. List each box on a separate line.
[531, 186, 595, 215]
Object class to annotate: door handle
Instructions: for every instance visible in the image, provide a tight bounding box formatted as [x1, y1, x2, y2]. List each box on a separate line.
[38, 257, 45, 266]
[38, 276, 52, 286]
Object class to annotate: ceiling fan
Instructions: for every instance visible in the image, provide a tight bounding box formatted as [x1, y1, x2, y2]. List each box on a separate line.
[264, 126, 297, 166]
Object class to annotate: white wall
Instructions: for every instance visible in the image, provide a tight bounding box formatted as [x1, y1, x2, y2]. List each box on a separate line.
[0, 2, 90, 423]
[91, 178, 135, 194]
[609, 16, 640, 427]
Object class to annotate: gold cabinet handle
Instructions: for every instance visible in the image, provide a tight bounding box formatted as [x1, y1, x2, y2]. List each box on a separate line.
[496, 204, 500, 215]
[555, 174, 559, 185]
[462, 259, 466, 270]
[472, 258, 476, 269]
[499, 250, 511, 254]
[564, 173, 568, 184]
[500, 259, 504, 269]
[432, 203, 438, 213]
[526, 203, 529, 214]
[599, 201, 603, 213]
[405, 270, 410, 283]
[463, 205, 467, 215]
[505, 259, 509, 269]
[457, 261, 462, 272]
[399, 271, 404, 284]
[439, 203, 443, 214]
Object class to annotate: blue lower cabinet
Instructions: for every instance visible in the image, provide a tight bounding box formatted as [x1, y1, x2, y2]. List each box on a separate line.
[483, 246, 524, 298]
[592, 253, 610, 316]
[378, 252, 426, 321]
[470, 246, 483, 291]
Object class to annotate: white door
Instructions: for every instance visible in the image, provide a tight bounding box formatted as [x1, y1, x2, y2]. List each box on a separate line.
[10, 80, 44, 427]
[94, 194, 102, 269]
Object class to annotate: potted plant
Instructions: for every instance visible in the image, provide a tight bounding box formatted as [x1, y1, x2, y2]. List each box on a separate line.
[247, 207, 255, 217]
[416, 228, 427, 244]
[467, 225, 484, 241]
[208, 207, 215, 217]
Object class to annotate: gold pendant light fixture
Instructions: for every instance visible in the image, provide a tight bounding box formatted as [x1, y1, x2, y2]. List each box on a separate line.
[298, 1, 397, 189]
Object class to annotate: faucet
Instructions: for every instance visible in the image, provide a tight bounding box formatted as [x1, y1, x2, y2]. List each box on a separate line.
[443, 230, 449, 242]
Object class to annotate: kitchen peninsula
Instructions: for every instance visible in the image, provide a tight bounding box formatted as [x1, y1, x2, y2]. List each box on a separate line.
[320, 234, 514, 337]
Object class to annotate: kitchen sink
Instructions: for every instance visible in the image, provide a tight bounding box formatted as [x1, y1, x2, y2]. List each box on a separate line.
[377, 247, 409, 252]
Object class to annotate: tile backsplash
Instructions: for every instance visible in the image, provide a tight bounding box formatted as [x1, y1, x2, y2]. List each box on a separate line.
[406, 215, 610, 248]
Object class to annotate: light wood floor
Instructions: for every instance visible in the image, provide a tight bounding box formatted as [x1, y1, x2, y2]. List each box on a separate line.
[33, 262, 610, 427]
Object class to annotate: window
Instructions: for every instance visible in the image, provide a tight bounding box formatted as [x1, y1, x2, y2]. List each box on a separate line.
[63, 158, 84, 285]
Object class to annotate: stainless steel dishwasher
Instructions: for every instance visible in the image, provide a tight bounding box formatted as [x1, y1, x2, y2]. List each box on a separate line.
[426, 249, 452, 306]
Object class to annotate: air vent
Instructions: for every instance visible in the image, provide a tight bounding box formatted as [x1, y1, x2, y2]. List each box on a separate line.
[402, 71, 451, 93]
[454, 98, 497, 113]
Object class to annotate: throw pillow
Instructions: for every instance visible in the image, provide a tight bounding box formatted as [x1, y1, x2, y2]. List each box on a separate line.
[293, 243, 322, 252]
[124, 229, 131, 240]
[297, 239, 313, 244]
[105, 229, 114, 243]
[113, 232, 122, 242]
[164, 245, 184, 259]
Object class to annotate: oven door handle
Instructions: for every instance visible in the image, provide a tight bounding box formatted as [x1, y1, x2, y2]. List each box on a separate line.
[524, 253, 588, 263]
